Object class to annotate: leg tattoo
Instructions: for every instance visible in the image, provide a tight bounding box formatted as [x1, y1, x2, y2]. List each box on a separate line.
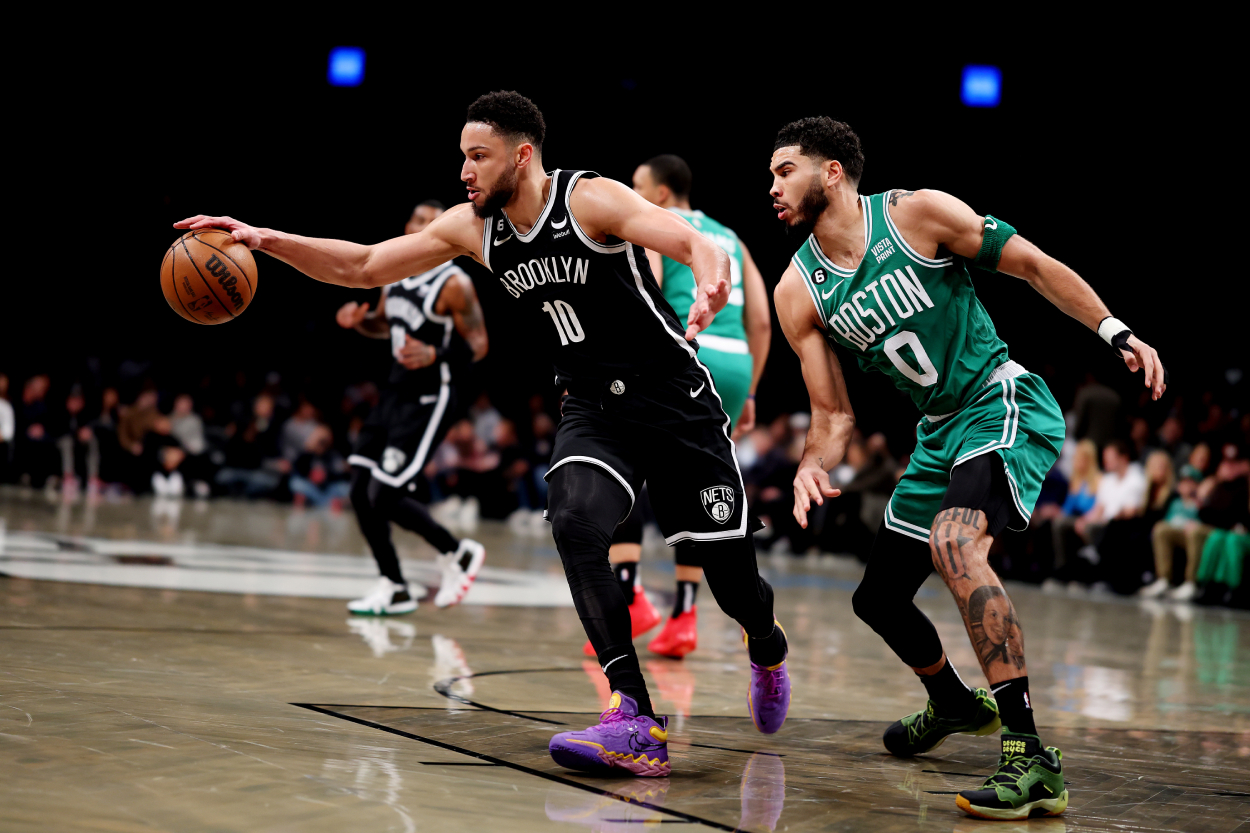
[930, 508, 1028, 682]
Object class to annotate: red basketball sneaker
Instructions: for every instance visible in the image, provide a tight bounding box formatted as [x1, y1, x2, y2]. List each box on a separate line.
[648, 607, 698, 658]
[583, 586, 662, 656]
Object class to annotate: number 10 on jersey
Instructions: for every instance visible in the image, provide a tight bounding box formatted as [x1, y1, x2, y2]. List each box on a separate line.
[543, 300, 585, 345]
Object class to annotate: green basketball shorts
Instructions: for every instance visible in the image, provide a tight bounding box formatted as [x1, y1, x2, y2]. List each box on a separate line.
[697, 345, 753, 431]
[883, 369, 1065, 543]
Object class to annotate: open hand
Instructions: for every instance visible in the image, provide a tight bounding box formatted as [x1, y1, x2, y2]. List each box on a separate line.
[336, 302, 371, 330]
[1120, 334, 1167, 400]
[174, 215, 263, 250]
[792, 461, 841, 529]
[396, 334, 436, 370]
[684, 277, 730, 340]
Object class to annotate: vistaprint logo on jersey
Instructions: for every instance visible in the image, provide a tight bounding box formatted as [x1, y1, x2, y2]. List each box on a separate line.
[871, 238, 896, 264]
[552, 229, 571, 239]
[700, 486, 734, 524]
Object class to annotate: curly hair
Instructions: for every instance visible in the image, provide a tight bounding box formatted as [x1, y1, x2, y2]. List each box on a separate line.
[773, 117, 864, 185]
[466, 91, 547, 153]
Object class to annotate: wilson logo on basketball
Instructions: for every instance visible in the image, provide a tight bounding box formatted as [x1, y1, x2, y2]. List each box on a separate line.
[205, 255, 245, 310]
[700, 486, 734, 524]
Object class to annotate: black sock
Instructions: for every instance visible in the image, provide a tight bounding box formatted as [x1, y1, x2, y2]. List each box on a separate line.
[672, 580, 698, 617]
[993, 676, 1038, 736]
[746, 623, 787, 667]
[614, 562, 637, 605]
[600, 648, 654, 718]
[918, 658, 976, 716]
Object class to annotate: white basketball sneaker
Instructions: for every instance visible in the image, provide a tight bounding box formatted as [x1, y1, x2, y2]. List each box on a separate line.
[434, 539, 486, 608]
[347, 577, 418, 615]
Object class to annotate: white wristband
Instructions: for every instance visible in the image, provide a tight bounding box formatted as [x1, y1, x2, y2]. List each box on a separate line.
[1097, 317, 1130, 346]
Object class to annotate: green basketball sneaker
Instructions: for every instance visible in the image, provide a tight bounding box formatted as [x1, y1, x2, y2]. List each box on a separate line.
[882, 687, 1001, 756]
[956, 732, 1069, 820]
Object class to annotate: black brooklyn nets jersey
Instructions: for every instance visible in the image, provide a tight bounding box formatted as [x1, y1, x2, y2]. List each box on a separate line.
[384, 261, 469, 388]
[482, 170, 696, 381]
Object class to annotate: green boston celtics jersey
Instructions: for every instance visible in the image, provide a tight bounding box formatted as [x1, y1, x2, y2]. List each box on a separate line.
[792, 191, 1009, 416]
[661, 209, 747, 342]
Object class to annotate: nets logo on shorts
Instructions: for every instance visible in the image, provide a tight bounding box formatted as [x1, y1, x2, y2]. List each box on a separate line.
[700, 486, 735, 524]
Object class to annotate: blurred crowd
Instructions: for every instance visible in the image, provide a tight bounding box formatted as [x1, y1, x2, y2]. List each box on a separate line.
[2, 366, 1246, 609]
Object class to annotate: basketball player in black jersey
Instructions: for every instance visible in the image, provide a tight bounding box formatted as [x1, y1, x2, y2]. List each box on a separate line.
[336, 199, 490, 614]
[175, 91, 790, 777]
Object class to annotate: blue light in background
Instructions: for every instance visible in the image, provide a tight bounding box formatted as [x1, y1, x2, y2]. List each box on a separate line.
[328, 47, 365, 87]
[961, 65, 1001, 107]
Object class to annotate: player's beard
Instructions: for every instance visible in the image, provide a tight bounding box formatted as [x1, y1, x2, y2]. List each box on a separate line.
[785, 177, 830, 239]
[472, 165, 519, 219]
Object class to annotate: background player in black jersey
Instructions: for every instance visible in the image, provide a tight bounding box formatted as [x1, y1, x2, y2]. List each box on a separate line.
[335, 199, 489, 614]
[176, 90, 790, 777]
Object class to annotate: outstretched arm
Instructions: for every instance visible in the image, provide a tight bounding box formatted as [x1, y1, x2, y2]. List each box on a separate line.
[569, 177, 730, 340]
[775, 265, 855, 529]
[891, 189, 1166, 400]
[174, 205, 483, 289]
[736, 240, 771, 436]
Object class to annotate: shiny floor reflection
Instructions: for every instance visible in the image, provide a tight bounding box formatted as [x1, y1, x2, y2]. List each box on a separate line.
[2, 491, 1249, 832]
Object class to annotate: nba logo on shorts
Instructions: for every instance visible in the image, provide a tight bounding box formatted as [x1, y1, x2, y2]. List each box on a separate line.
[700, 486, 734, 524]
[381, 447, 407, 474]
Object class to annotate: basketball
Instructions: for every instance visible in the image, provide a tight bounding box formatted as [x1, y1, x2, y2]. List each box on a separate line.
[160, 229, 258, 324]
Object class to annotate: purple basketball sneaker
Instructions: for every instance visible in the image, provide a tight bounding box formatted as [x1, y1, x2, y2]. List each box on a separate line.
[549, 691, 670, 777]
[745, 622, 791, 734]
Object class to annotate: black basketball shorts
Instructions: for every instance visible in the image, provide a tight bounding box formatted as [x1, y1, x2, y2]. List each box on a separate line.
[348, 364, 457, 491]
[546, 361, 748, 546]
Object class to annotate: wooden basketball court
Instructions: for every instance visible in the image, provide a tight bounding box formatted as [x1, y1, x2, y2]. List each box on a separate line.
[2, 490, 1246, 832]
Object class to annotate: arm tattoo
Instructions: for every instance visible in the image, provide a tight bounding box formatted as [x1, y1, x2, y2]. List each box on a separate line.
[459, 297, 486, 335]
[889, 190, 916, 207]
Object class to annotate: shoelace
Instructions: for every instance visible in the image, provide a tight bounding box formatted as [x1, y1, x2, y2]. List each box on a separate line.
[907, 702, 937, 742]
[595, 706, 629, 730]
[983, 752, 1032, 790]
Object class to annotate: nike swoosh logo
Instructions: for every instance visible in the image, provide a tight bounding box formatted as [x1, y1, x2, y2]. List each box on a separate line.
[990, 682, 1011, 695]
[821, 279, 846, 299]
[551, 217, 568, 229]
[690, 382, 705, 398]
[601, 654, 628, 674]
[493, 234, 513, 246]
[985, 218, 998, 230]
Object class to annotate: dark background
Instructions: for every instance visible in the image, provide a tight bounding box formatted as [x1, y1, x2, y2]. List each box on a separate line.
[10, 27, 1239, 448]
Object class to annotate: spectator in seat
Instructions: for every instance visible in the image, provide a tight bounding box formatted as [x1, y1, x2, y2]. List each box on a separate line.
[15, 374, 57, 488]
[170, 394, 212, 496]
[1040, 439, 1101, 582]
[289, 424, 350, 508]
[215, 393, 286, 498]
[1095, 450, 1174, 593]
[56, 384, 100, 495]
[1143, 469, 1203, 598]
[1067, 439, 1146, 583]
[0, 373, 14, 483]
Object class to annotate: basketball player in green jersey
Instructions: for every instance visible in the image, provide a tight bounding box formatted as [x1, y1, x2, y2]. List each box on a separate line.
[577, 155, 770, 661]
[770, 118, 1166, 821]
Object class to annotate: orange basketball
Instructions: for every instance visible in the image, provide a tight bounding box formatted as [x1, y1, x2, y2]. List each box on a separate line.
[160, 229, 258, 324]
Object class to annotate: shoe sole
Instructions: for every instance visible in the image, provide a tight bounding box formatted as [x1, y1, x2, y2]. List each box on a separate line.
[550, 743, 670, 778]
[346, 602, 418, 616]
[956, 790, 1068, 820]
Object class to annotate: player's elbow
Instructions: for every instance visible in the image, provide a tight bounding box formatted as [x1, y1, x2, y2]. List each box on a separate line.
[472, 334, 489, 362]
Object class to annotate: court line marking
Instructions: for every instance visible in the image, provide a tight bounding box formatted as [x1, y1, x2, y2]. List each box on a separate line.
[292, 703, 737, 832]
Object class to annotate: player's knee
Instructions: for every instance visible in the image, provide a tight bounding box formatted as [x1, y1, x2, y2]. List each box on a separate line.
[549, 500, 613, 555]
[851, 582, 880, 628]
[349, 470, 374, 516]
[929, 508, 988, 573]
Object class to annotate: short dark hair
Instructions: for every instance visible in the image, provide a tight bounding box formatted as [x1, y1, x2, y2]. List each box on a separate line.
[643, 154, 692, 199]
[466, 91, 546, 153]
[1106, 438, 1133, 460]
[416, 199, 445, 212]
[773, 117, 865, 185]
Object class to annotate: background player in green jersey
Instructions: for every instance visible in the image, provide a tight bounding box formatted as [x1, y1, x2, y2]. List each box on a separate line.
[575, 155, 771, 661]
[770, 118, 1166, 821]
